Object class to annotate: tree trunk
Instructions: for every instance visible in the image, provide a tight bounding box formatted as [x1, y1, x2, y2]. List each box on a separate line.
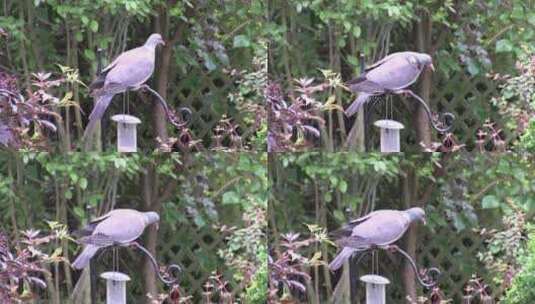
[402, 168, 417, 301]
[414, 13, 433, 148]
[153, 43, 171, 142]
[142, 164, 161, 303]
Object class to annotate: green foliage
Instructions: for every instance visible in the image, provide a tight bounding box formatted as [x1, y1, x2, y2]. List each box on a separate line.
[478, 210, 530, 287]
[501, 227, 535, 304]
[518, 118, 535, 152]
[244, 249, 268, 304]
[218, 207, 266, 302]
[0, 152, 267, 301]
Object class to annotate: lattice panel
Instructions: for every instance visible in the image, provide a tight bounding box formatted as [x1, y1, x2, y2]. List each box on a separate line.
[417, 227, 500, 302]
[363, 72, 511, 152]
[432, 73, 512, 150]
[111, 221, 242, 302]
[170, 66, 260, 148]
[159, 222, 241, 301]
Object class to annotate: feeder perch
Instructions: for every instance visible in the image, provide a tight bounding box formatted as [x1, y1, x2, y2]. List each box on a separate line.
[100, 271, 131, 304]
[374, 119, 404, 153]
[111, 114, 141, 152]
[360, 274, 390, 304]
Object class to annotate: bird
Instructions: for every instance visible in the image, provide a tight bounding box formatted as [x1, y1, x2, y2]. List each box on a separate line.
[328, 207, 426, 271]
[344, 52, 435, 117]
[83, 33, 166, 140]
[72, 209, 160, 269]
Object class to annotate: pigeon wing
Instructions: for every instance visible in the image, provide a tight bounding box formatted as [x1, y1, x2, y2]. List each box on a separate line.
[330, 210, 383, 238]
[350, 210, 411, 246]
[365, 54, 423, 91]
[93, 210, 147, 244]
[103, 47, 155, 92]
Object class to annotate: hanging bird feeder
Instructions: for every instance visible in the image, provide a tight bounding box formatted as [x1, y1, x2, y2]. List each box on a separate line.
[111, 114, 141, 152]
[100, 271, 131, 304]
[374, 119, 404, 153]
[360, 274, 390, 304]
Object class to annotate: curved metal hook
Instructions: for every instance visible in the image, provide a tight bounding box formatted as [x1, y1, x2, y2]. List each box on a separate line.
[401, 90, 454, 133]
[139, 85, 192, 129]
[128, 242, 182, 286]
[349, 245, 441, 288]
[391, 245, 441, 288]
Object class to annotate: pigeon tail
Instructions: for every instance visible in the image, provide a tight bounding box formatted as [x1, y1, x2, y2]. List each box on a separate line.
[83, 94, 114, 140]
[344, 93, 371, 117]
[329, 247, 358, 271]
[72, 245, 99, 269]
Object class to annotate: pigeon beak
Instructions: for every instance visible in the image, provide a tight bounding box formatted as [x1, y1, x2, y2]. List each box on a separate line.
[422, 218, 427, 225]
[429, 64, 435, 72]
[161, 40, 166, 46]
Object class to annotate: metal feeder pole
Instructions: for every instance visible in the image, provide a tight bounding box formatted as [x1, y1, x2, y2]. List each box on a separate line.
[100, 271, 131, 304]
[360, 274, 390, 304]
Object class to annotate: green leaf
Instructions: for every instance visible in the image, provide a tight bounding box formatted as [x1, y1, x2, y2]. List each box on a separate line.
[73, 206, 85, 219]
[339, 180, 348, 193]
[222, 191, 239, 204]
[90, 20, 98, 33]
[84, 49, 95, 61]
[233, 35, 251, 48]
[482, 195, 500, 209]
[65, 189, 73, 200]
[79, 177, 88, 190]
[496, 39, 513, 53]
[352, 26, 361, 38]
[75, 32, 83, 42]
[333, 210, 345, 223]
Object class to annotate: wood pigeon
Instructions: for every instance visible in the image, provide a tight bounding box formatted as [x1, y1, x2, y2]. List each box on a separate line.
[72, 209, 159, 269]
[83, 33, 165, 139]
[329, 207, 426, 271]
[344, 52, 435, 117]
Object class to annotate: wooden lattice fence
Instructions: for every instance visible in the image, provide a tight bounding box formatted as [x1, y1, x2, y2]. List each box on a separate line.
[159, 221, 243, 300]
[170, 64, 262, 149]
[364, 72, 511, 152]
[348, 224, 503, 303]
[432, 73, 512, 149]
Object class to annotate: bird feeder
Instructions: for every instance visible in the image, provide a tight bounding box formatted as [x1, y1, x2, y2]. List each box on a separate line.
[360, 274, 390, 304]
[111, 114, 141, 152]
[373, 119, 404, 152]
[100, 271, 131, 304]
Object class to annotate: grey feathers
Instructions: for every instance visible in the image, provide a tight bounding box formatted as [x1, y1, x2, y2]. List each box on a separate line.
[345, 52, 434, 116]
[83, 33, 165, 139]
[72, 209, 159, 269]
[329, 207, 425, 271]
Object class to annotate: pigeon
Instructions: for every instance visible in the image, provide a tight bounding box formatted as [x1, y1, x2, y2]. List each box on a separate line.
[329, 207, 426, 271]
[72, 209, 159, 269]
[344, 52, 435, 117]
[83, 33, 165, 139]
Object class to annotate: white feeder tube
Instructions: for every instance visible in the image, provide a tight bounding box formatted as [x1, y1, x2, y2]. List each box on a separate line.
[111, 114, 141, 153]
[360, 274, 390, 304]
[374, 119, 404, 153]
[100, 271, 131, 304]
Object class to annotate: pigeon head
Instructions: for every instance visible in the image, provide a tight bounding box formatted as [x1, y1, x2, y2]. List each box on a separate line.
[143, 211, 160, 226]
[145, 34, 166, 48]
[406, 207, 426, 225]
[407, 52, 434, 72]
[415, 53, 434, 72]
